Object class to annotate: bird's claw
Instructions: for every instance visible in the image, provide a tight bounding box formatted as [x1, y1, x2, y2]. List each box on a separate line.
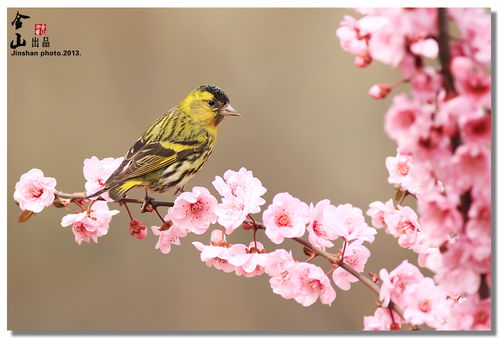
[141, 196, 155, 213]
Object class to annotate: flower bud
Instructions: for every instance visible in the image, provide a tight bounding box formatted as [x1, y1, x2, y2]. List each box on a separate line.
[355, 53, 372, 68]
[129, 219, 147, 239]
[369, 84, 392, 99]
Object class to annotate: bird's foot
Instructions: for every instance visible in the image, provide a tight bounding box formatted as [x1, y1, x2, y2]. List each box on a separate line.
[141, 196, 155, 213]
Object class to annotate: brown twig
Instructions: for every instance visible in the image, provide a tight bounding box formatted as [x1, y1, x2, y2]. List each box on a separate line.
[54, 191, 174, 208]
[437, 8, 458, 99]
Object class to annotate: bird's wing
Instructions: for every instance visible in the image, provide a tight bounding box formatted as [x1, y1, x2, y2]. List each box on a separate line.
[105, 113, 209, 185]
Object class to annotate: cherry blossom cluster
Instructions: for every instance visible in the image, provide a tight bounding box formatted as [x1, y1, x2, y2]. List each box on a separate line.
[14, 163, 379, 310]
[145, 166, 377, 307]
[337, 8, 490, 331]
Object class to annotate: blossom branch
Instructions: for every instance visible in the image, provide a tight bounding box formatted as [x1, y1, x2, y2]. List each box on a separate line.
[437, 8, 457, 98]
[254, 221, 408, 324]
[54, 191, 174, 208]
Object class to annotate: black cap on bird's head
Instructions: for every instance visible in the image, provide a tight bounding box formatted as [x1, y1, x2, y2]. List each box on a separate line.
[199, 84, 230, 105]
[198, 84, 240, 118]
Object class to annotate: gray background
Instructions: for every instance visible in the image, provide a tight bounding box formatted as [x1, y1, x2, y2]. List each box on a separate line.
[8, 8, 418, 330]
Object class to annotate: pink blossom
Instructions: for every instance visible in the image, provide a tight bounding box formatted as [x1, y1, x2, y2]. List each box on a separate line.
[450, 144, 490, 194]
[263, 192, 309, 244]
[271, 262, 335, 307]
[265, 249, 300, 301]
[451, 56, 491, 108]
[14, 168, 57, 213]
[228, 241, 267, 278]
[437, 95, 475, 135]
[83, 156, 123, 201]
[384, 94, 423, 148]
[192, 230, 235, 273]
[129, 219, 147, 239]
[332, 240, 370, 290]
[368, 84, 392, 99]
[360, 9, 437, 67]
[369, 23, 406, 67]
[434, 238, 486, 295]
[410, 67, 442, 103]
[466, 199, 491, 243]
[448, 8, 491, 65]
[403, 277, 450, 328]
[460, 113, 491, 145]
[409, 112, 452, 164]
[336, 15, 389, 67]
[291, 263, 336, 306]
[366, 199, 396, 229]
[322, 203, 376, 243]
[151, 223, 188, 255]
[384, 205, 420, 249]
[409, 38, 438, 59]
[418, 191, 463, 247]
[416, 243, 442, 271]
[264, 249, 296, 277]
[306, 200, 337, 249]
[212, 167, 266, 234]
[386, 152, 436, 196]
[386, 152, 411, 190]
[441, 295, 491, 330]
[61, 201, 119, 245]
[167, 186, 218, 235]
[336, 15, 370, 56]
[363, 308, 402, 331]
[379, 260, 424, 308]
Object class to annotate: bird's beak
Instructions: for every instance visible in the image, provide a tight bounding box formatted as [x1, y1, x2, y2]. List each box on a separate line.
[220, 104, 241, 117]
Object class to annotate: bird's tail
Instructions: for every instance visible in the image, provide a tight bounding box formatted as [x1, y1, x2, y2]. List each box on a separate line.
[85, 187, 108, 199]
[86, 180, 142, 202]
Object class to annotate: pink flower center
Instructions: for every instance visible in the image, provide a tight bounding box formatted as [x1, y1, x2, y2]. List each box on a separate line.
[399, 219, 416, 234]
[307, 279, 322, 291]
[312, 221, 326, 237]
[97, 178, 105, 186]
[476, 207, 490, 223]
[429, 204, 449, 223]
[276, 214, 291, 227]
[73, 222, 86, 233]
[471, 120, 488, 136]
[345, 255, 358, 267]
[190, 201, 203, 214]
[397, 162, 410, 176]
[213, 257, 228, 264]
[474, 310, 488, 325]
[461, 152, 486, 172]
[466, 75, 489, 95]
[418, 299, 431, 313]
[398, 110, 416, 129]
[30, 187, 43, 198]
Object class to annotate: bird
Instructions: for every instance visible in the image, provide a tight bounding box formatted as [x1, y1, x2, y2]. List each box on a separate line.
[86, 84, 239, 202]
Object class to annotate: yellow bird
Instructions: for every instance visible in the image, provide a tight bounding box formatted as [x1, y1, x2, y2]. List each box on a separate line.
[87, 85, 239, 201]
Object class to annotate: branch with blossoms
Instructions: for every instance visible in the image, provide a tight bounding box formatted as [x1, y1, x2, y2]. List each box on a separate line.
[337, 7, 491, 330]
[13, 7, 491, 331]
[14, 164, 411, 327]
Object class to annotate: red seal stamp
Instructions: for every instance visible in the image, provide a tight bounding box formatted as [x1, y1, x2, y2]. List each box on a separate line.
[34, 24, 46, 36]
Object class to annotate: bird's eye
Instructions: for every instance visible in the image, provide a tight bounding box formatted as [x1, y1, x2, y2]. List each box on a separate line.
[208, 100, 216, 106]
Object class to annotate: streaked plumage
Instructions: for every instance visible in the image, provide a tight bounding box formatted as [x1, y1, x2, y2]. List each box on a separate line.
[87, 85, 239, 201]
